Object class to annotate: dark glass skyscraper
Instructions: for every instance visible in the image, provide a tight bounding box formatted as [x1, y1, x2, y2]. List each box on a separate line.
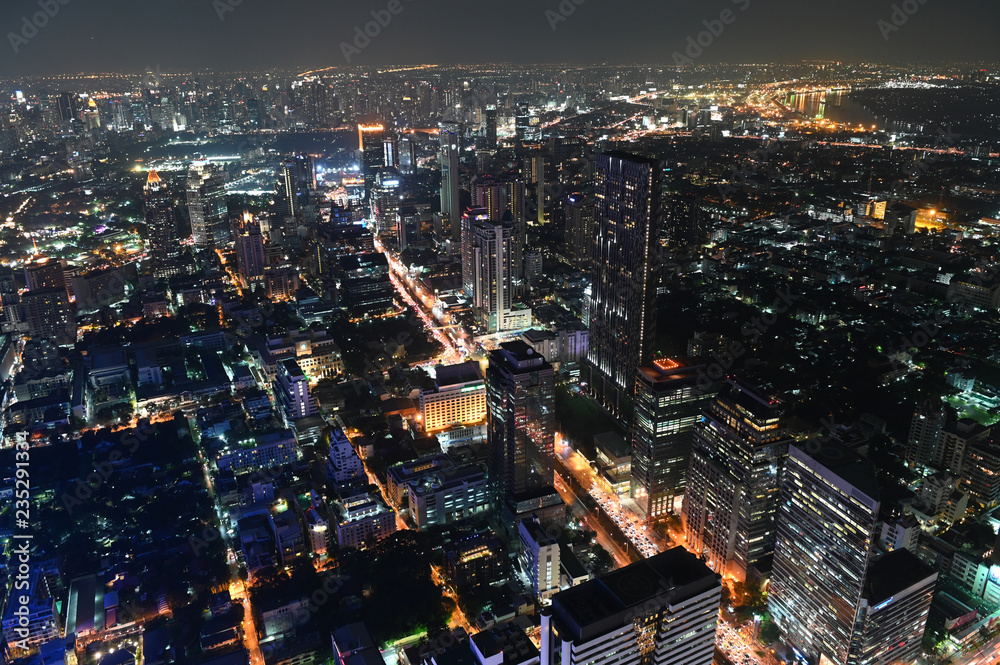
[631, 359, 717, 520]
[186, 163, 230, 249]
[486, 341, 555, 514]
[769, 440, 881, 665]
[584, 152, 661, 420]
[682, 379, 791, 582]
[144, 170, 175, 261]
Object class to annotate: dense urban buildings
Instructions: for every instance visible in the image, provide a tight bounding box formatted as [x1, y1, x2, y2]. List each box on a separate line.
[3, 48, 1000, 665]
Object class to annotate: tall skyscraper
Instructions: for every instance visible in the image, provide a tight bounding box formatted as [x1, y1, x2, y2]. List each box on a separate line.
[487, 341, 555, 515]
[484, 107, 498, 150]
[235, 214, 266, 290]
[461, 207, 490, 298]
[682, 379, 791, 582]
[471, 219, 516, 333]
[631, 359, 718, 520]
[853, 549, 937, 665]
[769, 440, 881, 665]
[358, 123, 385, 197]
[439, 121, 462, 241]
[144, 170, 175, 261]
[370, 169, 401, 236]
[21, 287, 75, 346]
[186, 163, 230, 248]
[584, 152, 661, 419]
[564, 195, 594, 269]
[905, 399, 947, 468]
[472, 175, 527, 292]
[541, 547, 721, 665]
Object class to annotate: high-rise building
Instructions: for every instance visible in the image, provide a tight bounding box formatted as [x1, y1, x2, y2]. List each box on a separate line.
[519, 517, 561, 603]
[473, 175, 527, 291]
[682, 379, 791, 582]
[144, 170, 176, 260]
[584, 152, 661, 420]
[439, 121, 462, 241]
[20, 287, 75, 345]
[358, 123, 385, 196]
[235, 215, 266, 289]
[769, 440, 880, 665]
[461, 206, 490, 298]
[631, 359, 718, 520]
[905, 399, 947, 468]
[564, 195, 594, 269]
[23, 258, 65, 293]
[853, 549, 937, 665]
[274, 358, 315, 424]
[487, 341, 555, 515]
[484, 107, 498, 150]
[370, 169, 402, 236]
[187, 163, 230, 248]
[962, 440, 1000, 506]
[398, 136, 415, 175]
[663, 193, 708, 253]
[541, 547, 721, 665]
[471, 219, 516, 333]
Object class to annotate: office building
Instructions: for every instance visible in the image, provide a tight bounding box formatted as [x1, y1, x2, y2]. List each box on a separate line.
[235, 215, 266, 289]
[541, 547, 721, 665]
[584, 152, 661, 419]
[631, 359, 717, 520]
[471, 218, 517, 333]
[853, 549, 937, 665]
[358, 123, 385, 196]
[462, 206, 490, 297]
[564, 195, 594, 269]
[487, 341, 555, 515]
[439, 121, 462, 241]
[419, 361, 487, 435]
[682, 379, 791, 582]
[370, 169, 401, 236]
[769, 440, 880, 665]
[187, 163, 230, 248]
[144, 170, 176, 260]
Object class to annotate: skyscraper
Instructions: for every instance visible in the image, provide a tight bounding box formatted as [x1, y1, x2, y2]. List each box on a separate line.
[631, 359, 718, 520]
[235, 215, 266, 290]
[682, 379, 791, 582]
[186, 163, 230, 248]
[484, 107, 498, 150]
[487, 341, 555, 515]
[541, 547, 721, 665]
[564, 195, 594, 269]
[23, 259, 65, 293]
[439, 121, 461, 241]
[471, 219, 516, 333]
[584, 152, 661, 419]
[472, 175, 527, 292]
[769, 440, 881, 665]
[144, 170, 175, 261]
[358, 123, 385, 197]
[461, 207, 490, 298]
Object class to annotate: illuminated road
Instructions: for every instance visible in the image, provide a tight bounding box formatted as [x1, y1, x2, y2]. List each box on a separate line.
[554, 471, 633, 569]
[431, 564, 477, 636]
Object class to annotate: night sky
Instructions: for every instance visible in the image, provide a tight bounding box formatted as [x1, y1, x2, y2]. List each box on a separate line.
[0, 0, 998, 75]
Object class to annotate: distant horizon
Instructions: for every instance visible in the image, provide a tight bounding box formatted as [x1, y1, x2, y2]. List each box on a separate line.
[1, 0, 999, 76]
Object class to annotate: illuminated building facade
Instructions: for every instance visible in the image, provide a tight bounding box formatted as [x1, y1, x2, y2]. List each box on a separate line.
[541, 547, 721, 665]
[439, 120, 461, 240]
[358, 123, 385, 196]
[584, 152, 661, 420]
[769, 440, 880, 665]
[419, 361, 487, 434]
[631, 358, 717, 520]
[186, 163, 230, 248]
[144, 170, 176, 260]
[235, 216, 266, 289]
[682, 379, 791, 582]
